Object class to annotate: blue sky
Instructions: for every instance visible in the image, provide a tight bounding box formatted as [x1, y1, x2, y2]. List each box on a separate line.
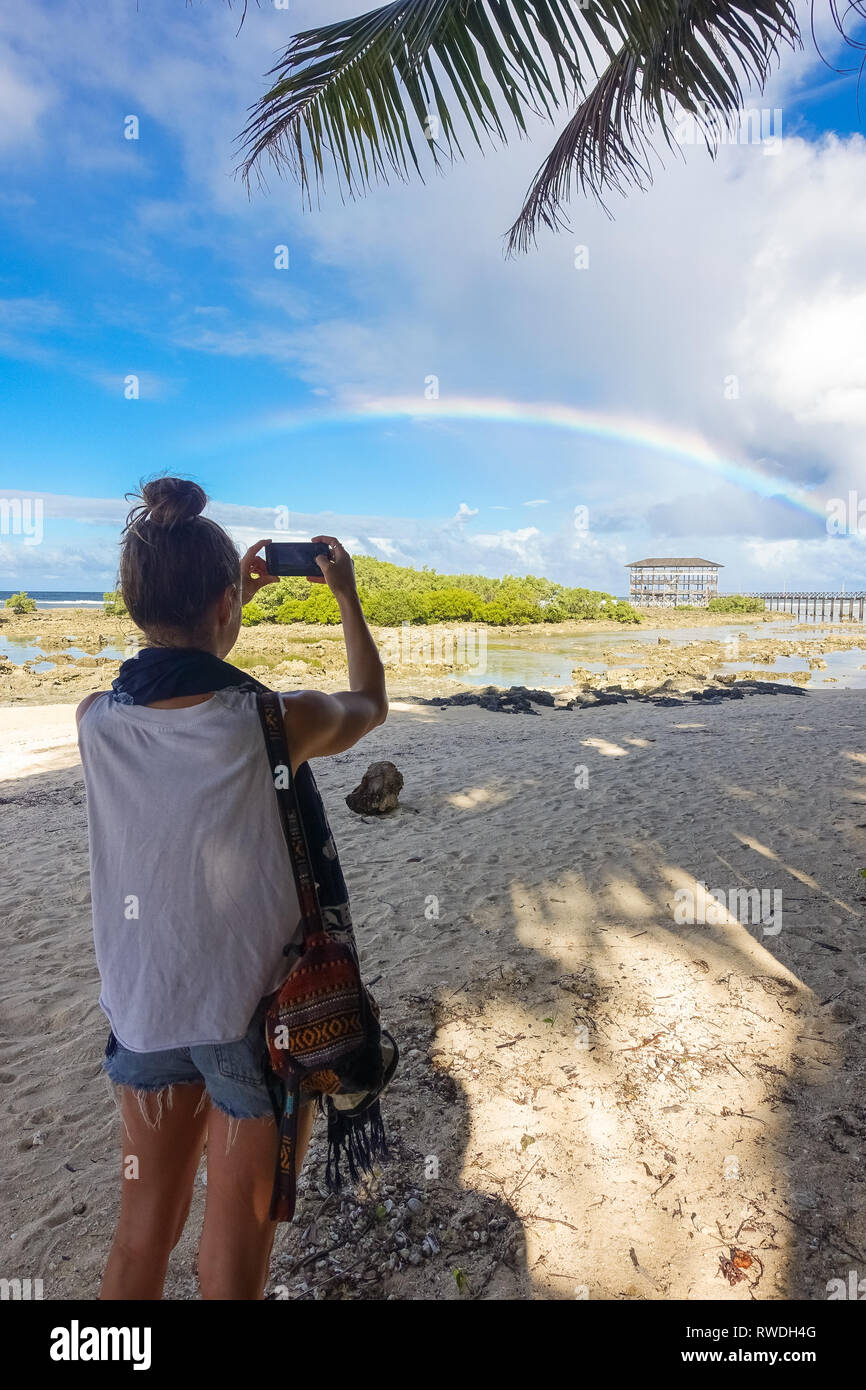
[2, 0, 866, 595]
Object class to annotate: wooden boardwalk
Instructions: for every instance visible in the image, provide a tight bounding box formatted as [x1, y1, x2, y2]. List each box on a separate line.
[745, 592, 866, 620]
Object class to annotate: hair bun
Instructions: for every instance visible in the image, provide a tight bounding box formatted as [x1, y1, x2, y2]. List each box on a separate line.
[138, 477, 207, 528]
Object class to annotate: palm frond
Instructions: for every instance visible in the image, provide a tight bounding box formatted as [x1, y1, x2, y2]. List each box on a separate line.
[506, 45, 650, 249]
[507, 0, 800, 252]
[234, 2, 854, 254]
[236, 1, 611, 197]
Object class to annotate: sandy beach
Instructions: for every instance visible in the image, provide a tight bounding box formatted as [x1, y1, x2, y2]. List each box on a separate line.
[2, 663, 865, 1300]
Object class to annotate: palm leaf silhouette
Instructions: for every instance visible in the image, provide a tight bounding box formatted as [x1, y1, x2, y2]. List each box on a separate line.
[235, 2, 860, 250]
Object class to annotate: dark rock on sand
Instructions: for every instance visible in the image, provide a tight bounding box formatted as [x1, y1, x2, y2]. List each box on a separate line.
[730, 679, 806, 697]
[580, 692, 628, 707]
[346, 761, 404, 815]
[515, 686, 556, 707]
[424, 685, 554, 715]
[419, 676, 806, 718]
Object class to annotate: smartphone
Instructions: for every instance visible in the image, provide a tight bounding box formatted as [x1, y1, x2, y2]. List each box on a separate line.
[264, 541, 332, 578]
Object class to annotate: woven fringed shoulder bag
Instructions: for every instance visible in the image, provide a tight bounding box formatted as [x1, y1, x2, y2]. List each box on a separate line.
[257, 691, 398, 1222]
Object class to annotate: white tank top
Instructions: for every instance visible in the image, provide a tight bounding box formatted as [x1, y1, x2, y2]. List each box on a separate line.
[78, 689, 300, 1052]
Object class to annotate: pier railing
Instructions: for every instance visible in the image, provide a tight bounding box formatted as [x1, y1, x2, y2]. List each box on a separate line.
[741, 592, 866, 620]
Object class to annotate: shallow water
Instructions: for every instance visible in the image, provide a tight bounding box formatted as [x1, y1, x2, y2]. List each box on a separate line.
[457, 622, 866, 691]
[3, 625, 865, 692]
[0, 636, 50, 664]
[0, 634, 126, 672]
[719, 650, 866, 690]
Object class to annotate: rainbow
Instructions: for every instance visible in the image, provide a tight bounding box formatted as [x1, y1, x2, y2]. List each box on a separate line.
[221, 394, 828, 522]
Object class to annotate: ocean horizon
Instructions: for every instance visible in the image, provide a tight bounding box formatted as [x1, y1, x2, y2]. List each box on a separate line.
[0, 590, 104, 608]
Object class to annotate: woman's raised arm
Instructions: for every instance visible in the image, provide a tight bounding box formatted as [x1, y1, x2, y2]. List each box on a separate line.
[283, 536, 387, 771]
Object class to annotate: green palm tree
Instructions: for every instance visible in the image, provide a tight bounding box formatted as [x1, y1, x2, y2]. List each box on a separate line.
[236, 2, 858, 252]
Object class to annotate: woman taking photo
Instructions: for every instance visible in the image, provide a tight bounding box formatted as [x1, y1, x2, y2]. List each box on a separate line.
[77, 476, 388, 1300]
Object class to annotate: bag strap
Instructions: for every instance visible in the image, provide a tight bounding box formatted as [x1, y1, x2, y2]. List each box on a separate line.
[256, 690, 324, 945]
[270, 1079, 301, 1223]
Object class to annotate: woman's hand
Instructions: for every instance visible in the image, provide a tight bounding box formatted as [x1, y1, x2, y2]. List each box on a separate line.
[308, 535, 356, 601]
[240, 540, 277, 606]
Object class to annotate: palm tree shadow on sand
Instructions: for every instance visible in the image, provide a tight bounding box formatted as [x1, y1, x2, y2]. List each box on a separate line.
[265, 1017, 532, 1300]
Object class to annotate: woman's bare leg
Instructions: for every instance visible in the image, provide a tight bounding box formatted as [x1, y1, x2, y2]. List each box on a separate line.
[198, 1102, 316, 1300]
[101, 1083, 209, 1300]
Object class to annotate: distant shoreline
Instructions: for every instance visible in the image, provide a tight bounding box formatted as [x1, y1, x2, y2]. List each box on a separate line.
[1, 602, 792, 648]
[5, 595, 866, 631]
[0, 593, 104, 609]
[2, 604, 866, 705]
[0, 593, 818, 624]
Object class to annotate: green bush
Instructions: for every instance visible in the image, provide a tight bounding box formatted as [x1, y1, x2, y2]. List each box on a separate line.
[275, 598, 307, 624]
[360, 590, 421, 626]
[708, 595, 764, 614]
[502, 598, 545, 624]
[612, 600, 642, 624]
[103, 590, 128, 616]
[255, 577, 310, 616]
[479, 601, 510, 625]
[301, 587, 341, 624]
[241, 601, 267, 626]
[424, 587, 486, 622]
[5, 591, 36, 614]
[238, 556, 636, 627]
[541, 603, 566, 623]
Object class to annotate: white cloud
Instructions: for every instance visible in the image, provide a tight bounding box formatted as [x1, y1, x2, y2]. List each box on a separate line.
[0, 492, 131, 532]
[2, 491, 625, 590]
[454, 502, 479, 521]
[365, 536, 399, 557]
[472, 525, 540, 552]
[0, 541, 115, 584]
[0, 297, 62, 329]
[0, 55, 52, 150]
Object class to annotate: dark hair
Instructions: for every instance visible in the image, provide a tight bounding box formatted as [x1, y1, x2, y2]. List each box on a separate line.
[119, 477, 240, 633]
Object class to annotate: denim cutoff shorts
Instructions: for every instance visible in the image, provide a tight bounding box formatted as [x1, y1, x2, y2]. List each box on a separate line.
[103, 998, 283, 1120]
